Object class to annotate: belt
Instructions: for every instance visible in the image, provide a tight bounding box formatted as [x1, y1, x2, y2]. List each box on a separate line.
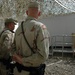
[16, 62, 46, 73]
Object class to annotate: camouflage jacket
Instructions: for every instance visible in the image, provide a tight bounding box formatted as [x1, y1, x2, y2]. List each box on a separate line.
[14, 16, 50, 67]
[0, 28, 14, 59]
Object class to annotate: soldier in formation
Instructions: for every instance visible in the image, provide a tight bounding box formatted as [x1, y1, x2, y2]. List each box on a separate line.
[0, 18, 17, 75]
[13, 1, 50, 75]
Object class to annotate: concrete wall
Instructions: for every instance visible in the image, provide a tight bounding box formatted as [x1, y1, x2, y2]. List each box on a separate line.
[39, 13, 75, 36]
[1, 13, 75, 35]
[0, 19, 4, 32]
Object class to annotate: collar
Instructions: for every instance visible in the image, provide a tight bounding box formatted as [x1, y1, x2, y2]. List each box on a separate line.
[25, 16, 37, 21]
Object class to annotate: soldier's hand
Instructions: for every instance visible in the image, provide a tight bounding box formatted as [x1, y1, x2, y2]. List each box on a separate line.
[12, 54, 22, 64]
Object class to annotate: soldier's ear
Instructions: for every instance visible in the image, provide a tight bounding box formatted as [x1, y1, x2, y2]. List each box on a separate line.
[26, 10, 28, 15]
[38, 11, 41, 16]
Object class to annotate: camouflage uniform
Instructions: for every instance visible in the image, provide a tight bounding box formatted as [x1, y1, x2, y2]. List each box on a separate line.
[0, 28, 14, 75]
[0, 18, 17, 75]
[14, 16, 50, 75]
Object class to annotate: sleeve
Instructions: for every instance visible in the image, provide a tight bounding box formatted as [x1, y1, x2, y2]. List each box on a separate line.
[22, 24, 50, 67]
[37, 24, 50, 59]
[0, 31, 13, 58]
[2, 32, 12, 50]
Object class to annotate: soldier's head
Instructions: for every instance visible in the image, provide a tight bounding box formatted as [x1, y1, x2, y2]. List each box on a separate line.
[26, 1, 41, 19]
[5, 18, 17, 31]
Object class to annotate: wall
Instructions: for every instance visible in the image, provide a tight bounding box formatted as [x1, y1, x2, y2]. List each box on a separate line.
[0, 19, 4, 32]
[39, 13, 75, 36]
[0, 13, 75, 46]
[1, 13, 75, 35]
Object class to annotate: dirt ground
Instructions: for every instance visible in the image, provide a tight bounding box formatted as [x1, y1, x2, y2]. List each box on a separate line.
[14, 53, 75, 75]
[45, 55, 75, 75]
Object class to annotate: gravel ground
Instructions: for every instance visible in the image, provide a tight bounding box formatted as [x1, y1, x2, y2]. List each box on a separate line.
[45, 56, 75, 75]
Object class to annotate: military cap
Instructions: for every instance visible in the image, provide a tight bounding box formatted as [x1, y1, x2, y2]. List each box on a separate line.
[5, 18, 17, 25]
[28, 1, 40, 9]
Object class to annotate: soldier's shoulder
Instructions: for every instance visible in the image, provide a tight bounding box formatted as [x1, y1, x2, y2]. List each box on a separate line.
[31, 20, 43, 26]
[34, 21, 47, 30]
[35, 21, 46, 29]
[0, 30, 12, 38]
[3, 30, 12, 34]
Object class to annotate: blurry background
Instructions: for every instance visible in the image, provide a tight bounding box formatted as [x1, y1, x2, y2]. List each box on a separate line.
[0, 0, 75, 35]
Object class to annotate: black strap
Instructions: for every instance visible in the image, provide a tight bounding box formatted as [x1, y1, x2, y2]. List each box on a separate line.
[21, 21, 35, 53]
[0, 30, 5, 37]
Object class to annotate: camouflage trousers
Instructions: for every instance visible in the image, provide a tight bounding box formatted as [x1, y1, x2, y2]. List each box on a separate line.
[0, 63, 10, 75]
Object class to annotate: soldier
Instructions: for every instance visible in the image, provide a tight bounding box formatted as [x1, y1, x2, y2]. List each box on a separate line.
[0, 18, 17, 75]
[13, 1, 50, 75]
